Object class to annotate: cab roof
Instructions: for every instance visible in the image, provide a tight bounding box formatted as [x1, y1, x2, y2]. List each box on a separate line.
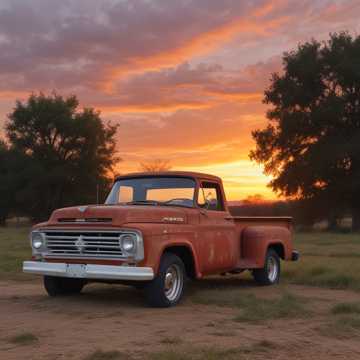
[115, 171, 221, 182]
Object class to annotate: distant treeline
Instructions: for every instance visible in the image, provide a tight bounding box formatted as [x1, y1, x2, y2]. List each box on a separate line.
[229, 199, 351, 231]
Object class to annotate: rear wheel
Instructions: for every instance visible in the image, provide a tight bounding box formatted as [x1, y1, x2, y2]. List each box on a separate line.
[145, 253, 186, 307]
[252, 249, 280, 285]
[44, 276, 85, 296]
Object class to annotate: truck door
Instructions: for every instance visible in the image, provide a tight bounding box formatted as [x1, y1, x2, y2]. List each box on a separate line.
[197, 180, 237, 273]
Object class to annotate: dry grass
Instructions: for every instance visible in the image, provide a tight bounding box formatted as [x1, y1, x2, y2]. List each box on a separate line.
[160, 337, 183, 345]
[0, 226, 33, 281]
[283, 232, 360, 291]
[8, 332, 38, 346]
[316, 301, 360, 338]
[150, 340, 277, 360]
[83, 350, 126, 360]
[331, 302, 360, 315]
[191, 291, 309, 323]
[207, 330, 236, 337]
[318, 315, 360, 339]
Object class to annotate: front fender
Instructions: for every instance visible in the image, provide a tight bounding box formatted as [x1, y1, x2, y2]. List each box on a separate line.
[133, 224, 201, 278]
[156, 239, 201, 278]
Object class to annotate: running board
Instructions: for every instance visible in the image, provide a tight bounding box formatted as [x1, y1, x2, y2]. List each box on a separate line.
[234, 259, 259, 270]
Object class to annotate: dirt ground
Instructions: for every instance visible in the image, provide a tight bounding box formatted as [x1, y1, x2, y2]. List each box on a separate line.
[0, 279, 360, 360]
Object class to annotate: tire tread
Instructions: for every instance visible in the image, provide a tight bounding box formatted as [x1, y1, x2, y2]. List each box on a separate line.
[253, 248, 280, 286]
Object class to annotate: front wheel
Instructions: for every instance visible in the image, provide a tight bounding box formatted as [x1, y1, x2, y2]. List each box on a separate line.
[145, 253, 186, 307]
[44, 276, 85, 296]
[252, 249, 280, 285]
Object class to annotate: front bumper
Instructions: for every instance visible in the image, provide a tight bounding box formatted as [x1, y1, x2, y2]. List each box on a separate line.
[23, 261, 154, 281]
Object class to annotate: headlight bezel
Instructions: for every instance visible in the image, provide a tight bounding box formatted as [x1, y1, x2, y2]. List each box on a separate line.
[30, 230, 46, 252]
[119, 233, 137, 255]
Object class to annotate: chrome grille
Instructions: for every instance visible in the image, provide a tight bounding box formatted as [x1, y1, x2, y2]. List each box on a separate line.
[43, 229, 127, 259]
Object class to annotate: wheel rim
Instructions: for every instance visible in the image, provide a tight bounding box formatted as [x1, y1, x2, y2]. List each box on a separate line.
[267, 256, 278, 282]
[164, 264, 183, 302]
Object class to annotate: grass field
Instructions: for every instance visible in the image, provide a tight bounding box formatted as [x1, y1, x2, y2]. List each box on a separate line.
[0, 227, 32, 281]
[283, 232, 360, 291]
[0, 227, 360, 289]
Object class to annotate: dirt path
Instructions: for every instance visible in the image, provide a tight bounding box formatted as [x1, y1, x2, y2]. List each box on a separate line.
[0, 279, 360, 360]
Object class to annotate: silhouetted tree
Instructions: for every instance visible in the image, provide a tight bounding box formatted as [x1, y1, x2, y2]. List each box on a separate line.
[3, 92, 119, 221]
[250, 32, 360, 231]
[0, 141, 12, 224]
[139, 159, 172, 172]
[0, 141, 31, 224]
[243, 194, 266, 204]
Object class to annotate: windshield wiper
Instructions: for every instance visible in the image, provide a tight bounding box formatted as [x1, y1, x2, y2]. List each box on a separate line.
[126, 200, 194, 208]
[162, 198, 194, 208]
[163, 204, 193, 208]
[126, 200, 162, 206]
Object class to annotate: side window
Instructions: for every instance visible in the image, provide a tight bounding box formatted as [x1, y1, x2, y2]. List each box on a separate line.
[197, 182, 224, 211]
[118, 186, 134, 203]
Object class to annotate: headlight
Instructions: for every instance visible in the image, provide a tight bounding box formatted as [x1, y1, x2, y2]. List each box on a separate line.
[31, 231, 45, 250]
[120, 234, 137, 254]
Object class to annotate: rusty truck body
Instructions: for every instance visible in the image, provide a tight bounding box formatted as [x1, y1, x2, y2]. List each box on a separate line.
[23, 171, 299, 307]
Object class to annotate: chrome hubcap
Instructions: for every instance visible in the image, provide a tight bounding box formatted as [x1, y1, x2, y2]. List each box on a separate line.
[267, 256, 278, 282]
[164, 264, 183, 301]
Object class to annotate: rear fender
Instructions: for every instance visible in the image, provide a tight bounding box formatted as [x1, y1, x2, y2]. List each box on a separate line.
[242, 226, 293, 268]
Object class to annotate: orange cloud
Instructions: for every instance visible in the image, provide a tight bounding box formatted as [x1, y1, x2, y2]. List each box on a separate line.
[92, 59, 280, 114]
[102, 6, 290, 91]
[0, 90, 29, 99]
[98, 102, 211, 113]
[203, 91, 262, 102]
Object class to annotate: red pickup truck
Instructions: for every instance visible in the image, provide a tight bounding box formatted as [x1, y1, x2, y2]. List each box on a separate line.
[23, 171, 299, 307]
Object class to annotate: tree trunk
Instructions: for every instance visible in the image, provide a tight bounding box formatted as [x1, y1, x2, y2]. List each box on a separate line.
[0, 216, 7, 227]
[352, 206, 360, 232]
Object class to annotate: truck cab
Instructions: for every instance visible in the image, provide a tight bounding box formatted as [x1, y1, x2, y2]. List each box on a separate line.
[23, 171, 299, 307]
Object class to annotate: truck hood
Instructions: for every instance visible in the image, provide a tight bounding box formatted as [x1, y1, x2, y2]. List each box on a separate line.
[47, 204, 188, 227]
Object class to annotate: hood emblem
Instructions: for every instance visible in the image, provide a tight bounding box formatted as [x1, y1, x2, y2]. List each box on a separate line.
[162, 217, 184, 223]
[78, 206, 87, 213]
[75, 235, 86, 253]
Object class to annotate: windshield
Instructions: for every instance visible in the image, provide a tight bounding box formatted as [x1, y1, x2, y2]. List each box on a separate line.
[105, 177, 196, 208]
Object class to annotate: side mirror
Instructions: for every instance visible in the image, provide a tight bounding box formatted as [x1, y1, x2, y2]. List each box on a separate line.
[207, 198, 218, 210]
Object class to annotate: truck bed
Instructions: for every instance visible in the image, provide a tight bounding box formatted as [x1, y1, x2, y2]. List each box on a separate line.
[228, 216, 293, 229]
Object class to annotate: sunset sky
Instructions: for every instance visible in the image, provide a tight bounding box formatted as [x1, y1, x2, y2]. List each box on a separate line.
[0, 0, 359, 200]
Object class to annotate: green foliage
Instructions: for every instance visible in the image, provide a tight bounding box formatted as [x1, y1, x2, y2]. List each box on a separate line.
[0, 141, 13, 223]
[2, 92, 119, 221]
[250, 32, 360, 230]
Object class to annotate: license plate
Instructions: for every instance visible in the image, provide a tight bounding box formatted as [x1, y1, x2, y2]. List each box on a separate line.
[66, 264, 86, 278]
